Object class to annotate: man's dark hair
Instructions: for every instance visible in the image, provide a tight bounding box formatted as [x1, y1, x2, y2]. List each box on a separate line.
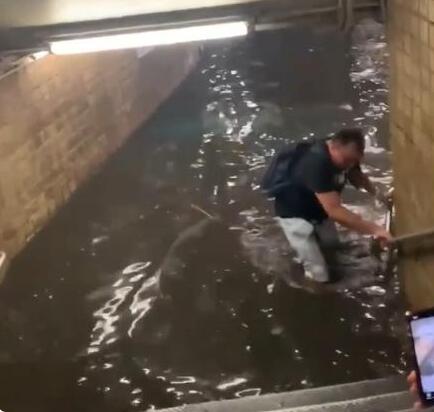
[332, 128, 365, 154]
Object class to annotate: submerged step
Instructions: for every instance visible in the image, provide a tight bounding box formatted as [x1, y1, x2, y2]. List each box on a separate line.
[156, 376, 408, 412]
[273, 391, 412, 412]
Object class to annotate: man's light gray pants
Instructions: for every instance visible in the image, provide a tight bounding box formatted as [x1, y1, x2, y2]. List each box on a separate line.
[278, 218, 340, 283]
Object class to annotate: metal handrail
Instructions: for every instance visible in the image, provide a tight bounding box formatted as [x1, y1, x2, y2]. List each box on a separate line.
[0, 251, 8, 285]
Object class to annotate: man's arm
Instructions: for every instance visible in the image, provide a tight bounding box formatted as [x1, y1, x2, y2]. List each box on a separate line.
[348, 166, 376, 196]
[348, 166, 392, 206]
[316, 191, 391, 242]
[301, 155, 390, 242]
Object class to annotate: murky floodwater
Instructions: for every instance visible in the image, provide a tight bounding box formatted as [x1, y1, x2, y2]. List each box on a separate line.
[0, 21, 407, 412]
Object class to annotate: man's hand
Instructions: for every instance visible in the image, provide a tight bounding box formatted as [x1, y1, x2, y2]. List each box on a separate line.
[374, 187, 393, 208]
[348, 167, 377, 196]
[408, 370, 423, 409]
[372, 226, 393, 248]
[348, 167, 394, 208]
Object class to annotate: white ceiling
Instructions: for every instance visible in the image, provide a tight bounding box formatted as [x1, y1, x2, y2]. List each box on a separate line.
[0, 0, 271, 28]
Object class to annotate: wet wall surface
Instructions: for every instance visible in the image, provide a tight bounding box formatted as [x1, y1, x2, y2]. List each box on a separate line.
[0, 22, 407, 412]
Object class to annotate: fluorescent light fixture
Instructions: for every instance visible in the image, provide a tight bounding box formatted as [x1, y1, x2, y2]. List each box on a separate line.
[50, 21, 248, 55]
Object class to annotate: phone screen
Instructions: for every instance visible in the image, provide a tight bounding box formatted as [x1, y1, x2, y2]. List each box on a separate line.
[410, 315, 434, 401]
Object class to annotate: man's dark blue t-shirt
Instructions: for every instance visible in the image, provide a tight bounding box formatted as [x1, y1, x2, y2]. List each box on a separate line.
[274, 140, 348, 223]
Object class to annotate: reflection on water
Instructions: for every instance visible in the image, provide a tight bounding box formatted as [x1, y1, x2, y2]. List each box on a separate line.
[0, 20, 406, 412]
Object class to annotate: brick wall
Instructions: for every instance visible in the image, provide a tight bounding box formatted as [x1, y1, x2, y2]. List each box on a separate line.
[389, 0, 434, 310]
[0, 45, 199, 258]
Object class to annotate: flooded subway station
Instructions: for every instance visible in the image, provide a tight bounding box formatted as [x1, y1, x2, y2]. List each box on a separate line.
[0, 1, 426, 412]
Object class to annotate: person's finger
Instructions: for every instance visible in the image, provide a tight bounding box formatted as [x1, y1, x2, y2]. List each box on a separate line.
[408, 370, 417, 384]
[410, 382, 418, 395]
[414, 400, 423, 410]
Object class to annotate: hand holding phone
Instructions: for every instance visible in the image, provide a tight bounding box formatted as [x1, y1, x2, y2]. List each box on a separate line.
[408, 309, 434, 407]
[408, 370, 423, 409]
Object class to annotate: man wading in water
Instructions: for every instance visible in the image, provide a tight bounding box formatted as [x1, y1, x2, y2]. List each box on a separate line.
[263, 128, 392, 283]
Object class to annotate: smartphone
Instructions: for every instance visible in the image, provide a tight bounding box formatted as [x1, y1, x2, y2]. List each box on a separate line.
[408, 308, 434, 406]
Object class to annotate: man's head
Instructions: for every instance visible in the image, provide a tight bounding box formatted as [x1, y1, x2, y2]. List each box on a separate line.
[328, 128, 365, 169]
